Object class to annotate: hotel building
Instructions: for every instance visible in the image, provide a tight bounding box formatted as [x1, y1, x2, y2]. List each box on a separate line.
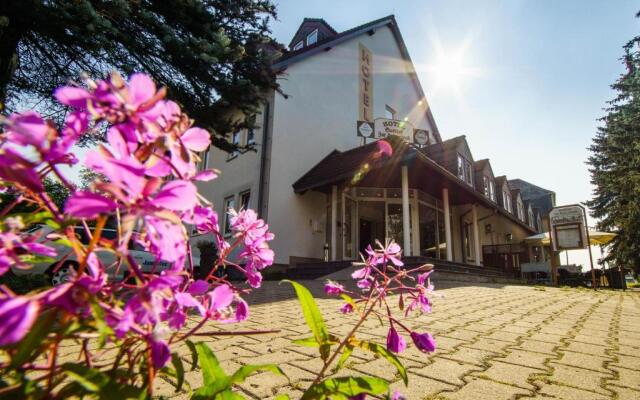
[195, 15, 556, 279]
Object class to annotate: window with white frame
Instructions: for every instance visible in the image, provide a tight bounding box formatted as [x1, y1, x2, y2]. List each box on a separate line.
[293, 40, 303, 51]
[517, 197, 525, 221]
[200, 146, 210, 170]
[457, 154, 473, 186]
[223, 196, 235, 235]
[503, 189, 512, 213]
[239, 190, 251, 210]
[246, 127, 255, 146]
[489, 180, 496, 202]
[385, 105, 397, 120]
[528, 207, 534, 227]
[228, 130, 241, 159]
[306, 29, 318, 46]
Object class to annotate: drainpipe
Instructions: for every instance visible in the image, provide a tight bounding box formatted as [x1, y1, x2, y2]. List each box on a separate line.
[331, 185, 338, 261]
[257, 100, 270, 219]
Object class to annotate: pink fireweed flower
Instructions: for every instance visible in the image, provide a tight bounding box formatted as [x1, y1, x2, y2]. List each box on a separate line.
[340, 303, 354, 314]
[391, 390, 406, 400]
[377, 241, 403, 267]
[0, 222, 57, 276]
[386, 326, 407, 353]
[410, 331, 436, 353]
[0, 295, 40, 347]
[324, 280, 344, 296]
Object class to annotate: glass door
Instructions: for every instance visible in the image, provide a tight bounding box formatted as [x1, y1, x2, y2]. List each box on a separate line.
[386, 202, 412, 247]
[343, 194, 357, 259]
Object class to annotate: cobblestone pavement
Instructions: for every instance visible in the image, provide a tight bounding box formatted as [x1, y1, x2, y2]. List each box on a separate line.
[153, 282, 640, 400]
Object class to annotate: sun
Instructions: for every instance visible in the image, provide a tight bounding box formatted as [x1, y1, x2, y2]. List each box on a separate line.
[425, 39, 480, 97]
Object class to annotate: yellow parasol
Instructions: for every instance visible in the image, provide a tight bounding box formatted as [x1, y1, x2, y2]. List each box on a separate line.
[523, 231, 616, 246]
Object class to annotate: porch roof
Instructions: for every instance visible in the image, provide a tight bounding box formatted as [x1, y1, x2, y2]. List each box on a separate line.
[292, 137, 536, 233]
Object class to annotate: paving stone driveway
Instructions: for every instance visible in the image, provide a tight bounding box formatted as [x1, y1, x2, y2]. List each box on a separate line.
[156, 282, 640, 400]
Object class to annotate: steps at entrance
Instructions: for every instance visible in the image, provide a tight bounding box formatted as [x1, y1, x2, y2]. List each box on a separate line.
[286, 257, 523, 284]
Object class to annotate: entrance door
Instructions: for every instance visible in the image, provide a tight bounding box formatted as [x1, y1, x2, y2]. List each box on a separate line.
[343, 195, 357, 259]
[358, 201, 385, 253]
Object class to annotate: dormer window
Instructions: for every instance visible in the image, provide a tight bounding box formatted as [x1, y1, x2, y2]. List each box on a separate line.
[306, 29, 318, 46]
[483, 176, 496, 201]
[293, 41, 303, 51]
[503, 189, 512, 213]
[457, 154, 473, 186]
[516, 197, 525, 221]
[528, 207, 534, 227]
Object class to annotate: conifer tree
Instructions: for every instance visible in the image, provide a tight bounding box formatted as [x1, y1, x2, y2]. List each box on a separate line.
[587, 20, 640, 273]
[0, 0, 279, 152]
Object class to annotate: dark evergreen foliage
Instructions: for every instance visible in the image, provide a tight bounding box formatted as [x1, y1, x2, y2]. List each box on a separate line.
[0, 0, 279, 152]
[586, 23, 640, 273]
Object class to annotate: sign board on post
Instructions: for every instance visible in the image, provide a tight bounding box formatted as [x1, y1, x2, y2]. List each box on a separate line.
[356, 121, 375, 139]
[413, 129, 430, 146]
[374, 118, 413, 141]
[549, 205, 588, 251]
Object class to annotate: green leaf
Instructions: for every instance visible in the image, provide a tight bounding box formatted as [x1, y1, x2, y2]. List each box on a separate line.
[301, 376, 389, 400]
[61, 363, 109, 392]
[335, 343, 354, 372]
[273, 395, 290, 400]
[230, 364, 286, 385]
[172, 353, 186, 392]
[90, 300, 113, 347]
[185, 340, 199, 370]
[216, 389, 245, 399]
[10, 309, 57, 368]
[282, 280, 329, 357]
[195, 343, 228, 386]
[355, 341, 408, 385]
[292, 337, 320, 347]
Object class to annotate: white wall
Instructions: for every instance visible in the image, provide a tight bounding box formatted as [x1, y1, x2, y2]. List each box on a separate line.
[267, 25, 437, 264]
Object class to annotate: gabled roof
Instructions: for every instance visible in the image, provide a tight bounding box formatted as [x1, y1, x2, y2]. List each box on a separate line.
[273, 15, 442, 142]
[508, 178, 555, 216]
[423, 135, 471, 176]
[293, 138, 535, 233]
[288, 18, 338, 49]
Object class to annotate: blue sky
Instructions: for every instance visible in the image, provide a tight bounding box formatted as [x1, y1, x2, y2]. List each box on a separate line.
[270, 0, 638, 265]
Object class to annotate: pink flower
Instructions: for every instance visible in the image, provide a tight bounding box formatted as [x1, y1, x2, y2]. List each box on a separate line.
[340, 303, 354, 314]
[0, 296, 40, 347]
[64, 191, 118, 219]
[0, 225, 57, 276]
[386, 326, 407, 353]
[410, 331, 436, 353]
[324, 280, 344, 296]
[391, 390, 406, 400]
[150, 337, 171, 369]
[379, 241, 403, 267]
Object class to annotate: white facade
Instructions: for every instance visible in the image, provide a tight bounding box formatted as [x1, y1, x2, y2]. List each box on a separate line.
[195, 16, 540, 269]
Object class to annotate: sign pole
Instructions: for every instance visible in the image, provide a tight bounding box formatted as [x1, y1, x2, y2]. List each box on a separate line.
[547, 217, 558, 286]
[584, 223, 597, 290]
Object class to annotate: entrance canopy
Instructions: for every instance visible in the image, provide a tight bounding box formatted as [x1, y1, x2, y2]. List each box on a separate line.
[524, 231, 617, 246]
[293, 136, 534, 233]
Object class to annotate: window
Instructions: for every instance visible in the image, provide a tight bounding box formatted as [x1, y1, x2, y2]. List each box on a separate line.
[385, 105, 397, 120]
[223, 196, 235, 235]
[240, 191, 251, 210]
[503, 189, 512, 213]
[517, 198, 525, 221]
[464, 223, 474, 260]
[489, 180, 496, 201]
[228, 130, 241, 159]
[306, 29, 318, 46]
[457, 154, 473, 186]
[483, 177, 496, 201]
[528, 208, 534, 227]
[247, 127, 255, 146]
[293, 40, 303, 51]
[200, 147, 210, 170]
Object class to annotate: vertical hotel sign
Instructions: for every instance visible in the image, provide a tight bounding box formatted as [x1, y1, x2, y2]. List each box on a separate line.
[359, 43, 373, 121]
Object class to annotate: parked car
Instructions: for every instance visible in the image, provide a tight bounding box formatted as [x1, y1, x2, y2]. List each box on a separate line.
[12, 225, 198, 285]
[625, 274, 638, 285]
